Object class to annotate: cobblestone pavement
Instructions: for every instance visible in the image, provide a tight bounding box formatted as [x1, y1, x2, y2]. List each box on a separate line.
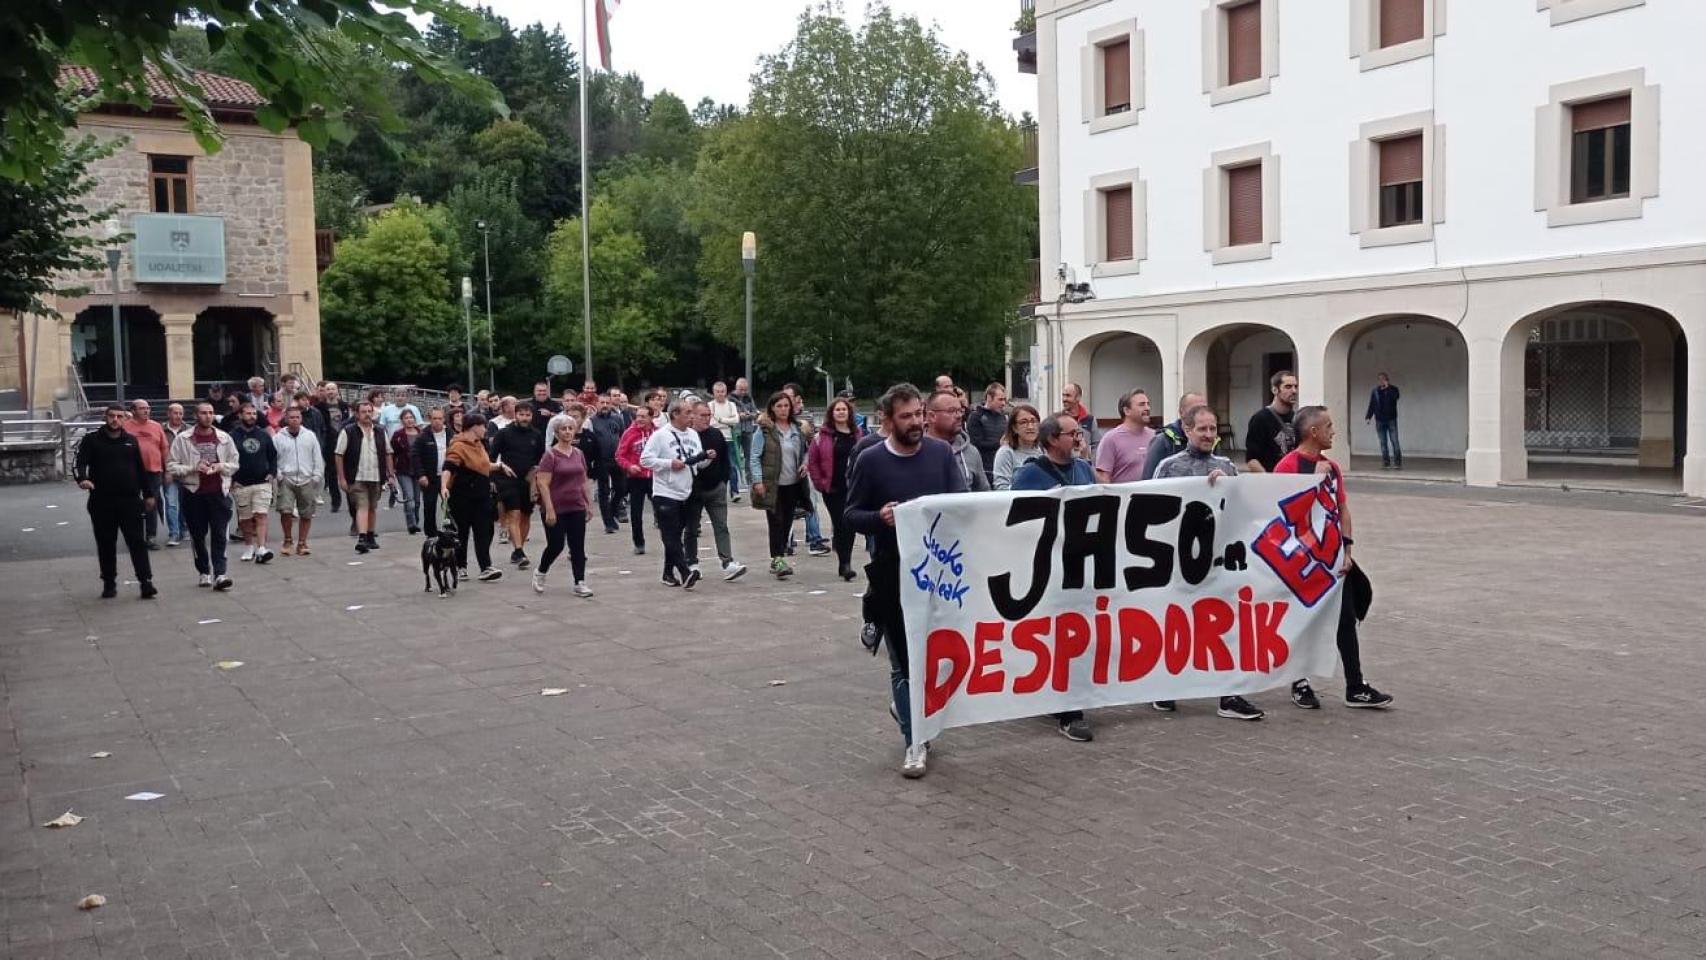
[3, 481, 1705, 959]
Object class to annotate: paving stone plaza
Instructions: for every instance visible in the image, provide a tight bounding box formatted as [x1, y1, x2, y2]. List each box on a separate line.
[2, 481, 1704, 959]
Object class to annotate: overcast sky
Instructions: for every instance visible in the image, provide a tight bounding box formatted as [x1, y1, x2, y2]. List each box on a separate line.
[484, 0, 1037, 119]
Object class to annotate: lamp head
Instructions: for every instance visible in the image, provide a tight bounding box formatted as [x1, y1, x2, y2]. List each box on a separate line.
[461, 277, 473, 302]
[741, 231, 757, 265]
[103, 218, 121, 239]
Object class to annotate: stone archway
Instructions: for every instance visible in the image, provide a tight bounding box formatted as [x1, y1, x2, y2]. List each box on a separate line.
[70, 306, 168, 401]
[1324, 314, 1469, 471]
[194, 307, 277, 393]
[1181, 323, 1298, 455]
[1066, 331, 1165, 426]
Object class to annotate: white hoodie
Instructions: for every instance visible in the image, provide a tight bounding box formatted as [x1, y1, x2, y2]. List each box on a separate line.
[640, 423, 703, 502]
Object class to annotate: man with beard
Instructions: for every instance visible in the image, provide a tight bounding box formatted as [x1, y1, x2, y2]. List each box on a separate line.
[228, 401, 279, 564]
[75, 404, 158, 599]
[490, 402, 545, 568]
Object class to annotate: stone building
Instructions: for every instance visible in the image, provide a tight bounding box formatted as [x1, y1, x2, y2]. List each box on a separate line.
[6, 66, 323, 409]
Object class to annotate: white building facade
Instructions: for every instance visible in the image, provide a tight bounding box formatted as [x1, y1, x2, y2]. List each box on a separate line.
[1030, 0, 1704, 495]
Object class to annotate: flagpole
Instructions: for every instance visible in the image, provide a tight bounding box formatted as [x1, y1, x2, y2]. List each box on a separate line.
[579, 0, 594, 383]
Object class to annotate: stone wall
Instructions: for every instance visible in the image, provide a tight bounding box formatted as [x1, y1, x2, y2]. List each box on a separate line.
[0, 444, 64, 485]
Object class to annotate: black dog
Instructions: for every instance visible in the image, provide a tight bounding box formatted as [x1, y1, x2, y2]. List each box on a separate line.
[421, 523, 459, 597]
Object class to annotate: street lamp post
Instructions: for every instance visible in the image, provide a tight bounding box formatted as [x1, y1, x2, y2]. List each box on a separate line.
[461, 277, 475, 394]
[104, 219, 125, 404]
[477, 219, 494, 392]
[742, 231, 756, 391]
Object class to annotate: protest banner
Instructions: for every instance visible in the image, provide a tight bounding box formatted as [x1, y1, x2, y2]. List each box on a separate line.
[896, 473, 1349, 744]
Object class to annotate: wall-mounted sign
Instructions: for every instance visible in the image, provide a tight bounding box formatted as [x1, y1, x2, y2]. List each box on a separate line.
[131, 214, 226, 285]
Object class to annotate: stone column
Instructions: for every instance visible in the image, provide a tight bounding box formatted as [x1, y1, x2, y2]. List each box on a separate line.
[1633, 321, 1676, 470]
[1685, 321, 1705, 498]
[1465, 323, 1525, 487]
[162, 314, 196, 401]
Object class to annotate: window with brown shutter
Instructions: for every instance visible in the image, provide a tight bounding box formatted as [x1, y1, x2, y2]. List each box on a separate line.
[1226, 164, 1262, 246]
[1378, 0, 1425, 49]
[1102, 39, 1131, 115]
[1103, 186, 1134, 261]
[1569, 94, 1631, 203]
[148, 155, 193, 213]
[1225, 1, 1262, 86]
[1378, 134, 1424, 227]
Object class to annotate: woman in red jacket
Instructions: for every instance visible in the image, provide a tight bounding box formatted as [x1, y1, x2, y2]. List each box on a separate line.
[614, 388, 666, 556]
[806, 396, 864, 580]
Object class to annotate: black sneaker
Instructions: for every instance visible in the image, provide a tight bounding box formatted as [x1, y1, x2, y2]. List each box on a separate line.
[661, 573, 681, 587]
[807, 541, 831, 557]
[510, 548, 526, 566]
[355, 539, 370, 554]
[1217, 696, 1264, 721]
[100, 582, 118, 599]
[682, 568, 702, 590]
[366, 534, 380, 551]
[1058, 718, 1094, 742]
[860, 622, 882, 655]
[138, 581, 158, 600]
[213, 575, 234, 591]
[477, 568, 504, 582]
[1151, 700, 1177, 712]
[1345, 684, 1394, 709]
[634, 545, 646, 556]
[1291, 680, 1321, 710]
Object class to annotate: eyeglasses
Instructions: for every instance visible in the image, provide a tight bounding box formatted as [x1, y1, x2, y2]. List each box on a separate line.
[1063, 429, 1082, 438]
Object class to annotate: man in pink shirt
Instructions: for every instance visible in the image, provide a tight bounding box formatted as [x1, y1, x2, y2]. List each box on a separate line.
[123, 399, 170, 549]
[1093, 388, 1155, 484]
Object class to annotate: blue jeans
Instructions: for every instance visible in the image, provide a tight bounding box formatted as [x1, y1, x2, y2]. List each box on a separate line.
[162, 481, 184, 540]
[726, 434, 743, 496]
[803, 488, 824, 544]
[394, 474, 420, 530]
[873, 559, 913, 745]
[1375, 419, 1402, 466]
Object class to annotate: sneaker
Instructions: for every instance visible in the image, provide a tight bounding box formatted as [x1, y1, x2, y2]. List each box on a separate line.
[510, 548, 526, 566]
[771, 558, 793, 579]
[138, 581, 158, 600]
[241, 545, 256, 562]
[573, 583, 594, 598]
[408, 526, 420, 535]
[281, 539, 294, 552]
[1291, 680, 1321, 710]
[254, 548, 274, 565]
[682, 568, 702, 590]
[100, 582, 118, 599]
[355, 539, 370, 554]
[722, 561, 748, 581]
[730, 492, 742, 502]
[198, 574, 213, 588]
[146, 539, 161, 551]
[497, 529, 510, 544]
[661, 573, 682, 587]
[901, 742, 929, 779]
[1345, 684, 1394, 709]
[603, 526, 618, 535]
[1217, 696, 1264, 721]
[1058, 718, 1094, 742]
[213, 576, 234, 591]
[860, 622, 883, 655]
[296, 542, 310, 556]
[532, 570, 546, 594]
[807, 541, 831, 557]
[367, 535, 380, 551]
[474, 567, 501, 582]
[516, 553, 531, 570]
[1152, 700, 1177, 712]
[458, 568, 471, 582]
[166, 538, 181, 547]
[633, 545, 646, 556]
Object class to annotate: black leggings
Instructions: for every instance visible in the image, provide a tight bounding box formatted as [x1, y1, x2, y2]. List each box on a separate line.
[765, 482, 804, 558]
[627, 475, 652, 548]
[1336, 598, 1365, 689]
[450, 495, 494, 572]
[823, 488, 855, 568]
[539, 510, 587, 580]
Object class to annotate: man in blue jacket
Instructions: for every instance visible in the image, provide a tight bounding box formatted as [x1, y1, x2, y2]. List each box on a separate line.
[1364, 372, 1402, 469]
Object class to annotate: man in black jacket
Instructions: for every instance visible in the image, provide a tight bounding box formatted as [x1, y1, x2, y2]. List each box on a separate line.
[588, 394, 628, 534]
[75, 405, 158, 599]
[413, 406, 451, 537]
[490, 402, 545, 567]
[964, 382, 1008, 482]
[314, 381, 351, 514]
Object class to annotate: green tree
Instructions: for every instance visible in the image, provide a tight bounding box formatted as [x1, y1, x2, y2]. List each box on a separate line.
[319, 205, 476, 383]
[444, 172, 547, 385]
[692, 7, 1031, 389]
[313, 168, 367, 238]
[544, 203, 673, 383]
[2, 0, 504, 182]
[0, 133, 123, 316]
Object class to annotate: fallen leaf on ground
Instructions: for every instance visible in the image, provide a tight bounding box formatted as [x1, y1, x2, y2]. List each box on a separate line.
[78, 894, 106, 910]
[89, 751, 111, 759]
[197, 618, 221, 625]
[44, 810, 83, 828]
[541, 688, 569, 697]
[768, 679, 788, 687]
[124, 792, 164, 801]
[215, 660, 243, 670]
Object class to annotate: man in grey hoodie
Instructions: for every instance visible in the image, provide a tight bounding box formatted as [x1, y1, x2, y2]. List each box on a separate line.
[927, 389, 991, 492]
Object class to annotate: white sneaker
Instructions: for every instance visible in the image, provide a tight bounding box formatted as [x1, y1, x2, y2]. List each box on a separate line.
[240, 545, 256, 562]
[722, 561, 747, 581]
[901, 742, 929, 779]
[573, 582, 594, 598]
[531, 570, 546, 594]
[198, 574, 213, 588]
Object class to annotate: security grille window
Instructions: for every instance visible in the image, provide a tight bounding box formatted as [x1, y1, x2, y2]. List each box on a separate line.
[1103, 40, 1132, 115]
[1226, 164, 1263, 246]
[1570, 95, 1631, 204]
[149, 155, 193, 213]
[1225, 1, 1263, 85]
[1378, 0, 1424, 48]
[1377, 134, 1424, 227]
[1103, 186, 1134, 261]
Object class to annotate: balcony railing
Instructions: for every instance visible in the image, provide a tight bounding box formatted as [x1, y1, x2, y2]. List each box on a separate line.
[1023, 258, 1041, 305]
[315, 229, 336, 272]
[1015, 127, 1038, 185]
[1014, 0, 1037, 74]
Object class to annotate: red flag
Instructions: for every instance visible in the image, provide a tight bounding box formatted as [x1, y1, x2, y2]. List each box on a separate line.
[596, 0, 620, 70]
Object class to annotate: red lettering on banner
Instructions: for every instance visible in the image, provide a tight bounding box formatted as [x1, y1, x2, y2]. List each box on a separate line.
[1255, 600, 1290, 672]
[1117, 608, 1162, 682]
[1191, 598, 1235, 672]
[924, 629, 970, 717]
[1252, 518, 1336, 607]
[1163, 605, 1192, 675]
[1237, 587, 1256, 671]
[1092, 596, 1113, 685]
[1011, 617, 1051, 694]
[1051, 613, 1092, 693]
[968, 621, 1006, 695]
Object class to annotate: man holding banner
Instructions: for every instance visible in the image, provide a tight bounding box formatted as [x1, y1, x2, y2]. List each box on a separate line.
[845, 384, 968, 779]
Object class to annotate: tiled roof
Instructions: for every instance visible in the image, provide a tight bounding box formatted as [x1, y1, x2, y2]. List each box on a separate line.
[58, 64, 266, 110]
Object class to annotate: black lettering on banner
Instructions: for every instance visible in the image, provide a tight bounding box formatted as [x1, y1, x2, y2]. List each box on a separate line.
[1178, 500, 1216, 585]
[989, 496, 1058, 621]
[1123, 494, 1179, 590]
[1061, 495, 1119, 591]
